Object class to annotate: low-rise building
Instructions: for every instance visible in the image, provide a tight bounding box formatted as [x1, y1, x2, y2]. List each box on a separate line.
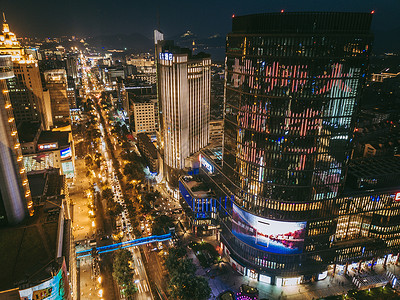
[21, 130, 75, 178]
[131, 99, 158, 134]
[0, 168, 73, 299]
[137, 133, 159, 174]
[209, 119, 223, 145]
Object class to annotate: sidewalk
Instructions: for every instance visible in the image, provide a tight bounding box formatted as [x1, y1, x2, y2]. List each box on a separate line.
[186, 235, 356, 300]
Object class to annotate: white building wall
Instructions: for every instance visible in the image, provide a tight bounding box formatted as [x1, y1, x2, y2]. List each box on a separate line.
[159, 54, 210, 170]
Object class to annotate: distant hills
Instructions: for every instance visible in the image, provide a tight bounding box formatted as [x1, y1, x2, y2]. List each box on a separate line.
[81, 27, 399, 59]
[169, 30, 226, 61]
[85, 33, 153, 52]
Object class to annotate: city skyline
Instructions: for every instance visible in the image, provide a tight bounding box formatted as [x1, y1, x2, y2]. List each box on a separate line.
[1, 0, 398, 39]
[0, 6, 400, 300]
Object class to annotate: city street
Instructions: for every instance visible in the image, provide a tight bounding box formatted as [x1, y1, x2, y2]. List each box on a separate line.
[70, 158, 99, 299]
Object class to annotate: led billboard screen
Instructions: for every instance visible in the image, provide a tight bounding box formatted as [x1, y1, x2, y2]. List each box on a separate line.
[199, 154, 214, 173]
[38, 142, 58, 151]
[60, 147, 72, 160]
[232, 204, 306, 254]
[19, 261, 70, 300]
[61, 161, 74, 178]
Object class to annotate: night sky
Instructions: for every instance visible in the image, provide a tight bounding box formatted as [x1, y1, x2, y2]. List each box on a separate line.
[2, 0, 399, 39]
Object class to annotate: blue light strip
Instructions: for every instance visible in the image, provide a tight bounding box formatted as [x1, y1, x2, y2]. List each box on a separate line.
[77, 253, 92, 258]
[98, 237, 172, 254]
[76, 233, 172, 258]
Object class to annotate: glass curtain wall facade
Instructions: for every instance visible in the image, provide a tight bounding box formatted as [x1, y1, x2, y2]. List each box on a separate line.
[219, 12, 373, 277]
[0, 55, 33, 225]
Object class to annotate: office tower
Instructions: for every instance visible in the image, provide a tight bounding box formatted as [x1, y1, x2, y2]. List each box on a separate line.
[156, 41, 211, 175]
[67, 75, 77, 109]
[0, 55, 33, 225]
[217, 12, 372, 281]
[209, 119, 224, 145]
[132, 99, 158, 134]
[65, 54, 78, 83]
[116, 78, 129, 122]
[43, 69, 71, 127]
[0, 17, 49, 128]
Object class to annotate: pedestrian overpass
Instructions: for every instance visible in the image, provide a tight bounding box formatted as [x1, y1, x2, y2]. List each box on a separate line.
[76, 233, 172, 258]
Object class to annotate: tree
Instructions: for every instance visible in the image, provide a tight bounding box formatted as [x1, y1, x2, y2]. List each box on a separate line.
[152, 215, 174, 235]
[141, 192, 157, 214]
[165, 247, 211, 300]
[85, 155, 93, 169]
[164, 246, 187, 274]
[112, 249, 134, 286]
[121, 141, 131, 151]
[107, 201, 123, 218]
[102, 187, 114, 202]
[169, 273, 211, 300]
[123, 162, 144, 182]
[121, 282, 137, 300]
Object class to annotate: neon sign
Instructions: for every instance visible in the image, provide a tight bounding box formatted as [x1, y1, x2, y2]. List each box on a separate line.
[396, 192, 400, 201]
[159, 53, 173, 61]
[38, 142, 58, 151]
[60, 147, 72, 160]
[199, 154, 214, 173]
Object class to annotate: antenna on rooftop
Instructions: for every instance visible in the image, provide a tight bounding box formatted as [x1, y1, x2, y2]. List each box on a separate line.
[3, 12, 6, 23]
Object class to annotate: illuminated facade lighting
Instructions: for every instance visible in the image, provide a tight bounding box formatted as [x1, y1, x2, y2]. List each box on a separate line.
[0, 18, 48, 127]
[156, 41, 211, 174]
[210, 12, 373, 282]
[0, 55, 33, 224]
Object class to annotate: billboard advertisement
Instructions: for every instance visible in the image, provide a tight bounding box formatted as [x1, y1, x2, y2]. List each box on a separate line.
[24, 153, 54, 173]
[232, 204, 306, 254]
[61, 161, 74, 178]
[199, 154, 214, 173]
[60, 147, 72, 160]
[19, 260, 70, 300]
[38, 142, 58, 151]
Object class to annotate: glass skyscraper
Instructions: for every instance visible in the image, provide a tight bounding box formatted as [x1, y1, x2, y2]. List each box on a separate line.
[0, 55, 33, 225]
[216, 12, 373, 280]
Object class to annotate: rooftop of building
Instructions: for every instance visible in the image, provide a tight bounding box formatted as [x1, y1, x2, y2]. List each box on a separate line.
[17, 121, 41, 143]
[343, 156, 400, 193]
[129, 96, 156, 104]
[137, 133, 157, 159]
[181, 175, 214, 198]
[348, 156, 400, 179]
[0, 199, 63, 291]
[37, 130, 70, 149]
[158, 40, 210, 60]
[201, 146, 223, 167]
[27, 168, 64, 199]
[27, 172, 46, 198]
[43, 68, 66, 75]
[231, 12, 373, 34]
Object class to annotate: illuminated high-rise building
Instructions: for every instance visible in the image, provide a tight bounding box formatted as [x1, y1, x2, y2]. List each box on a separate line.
[43, 69, 71, 127]
[0, 16, 51, 129]
[156, 40, 211, 180]
[210, 12, 373, 281]
[0, 55, 33, 225]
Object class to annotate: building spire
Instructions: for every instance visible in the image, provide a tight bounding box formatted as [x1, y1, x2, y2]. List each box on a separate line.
[2, 12, 5, 23]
